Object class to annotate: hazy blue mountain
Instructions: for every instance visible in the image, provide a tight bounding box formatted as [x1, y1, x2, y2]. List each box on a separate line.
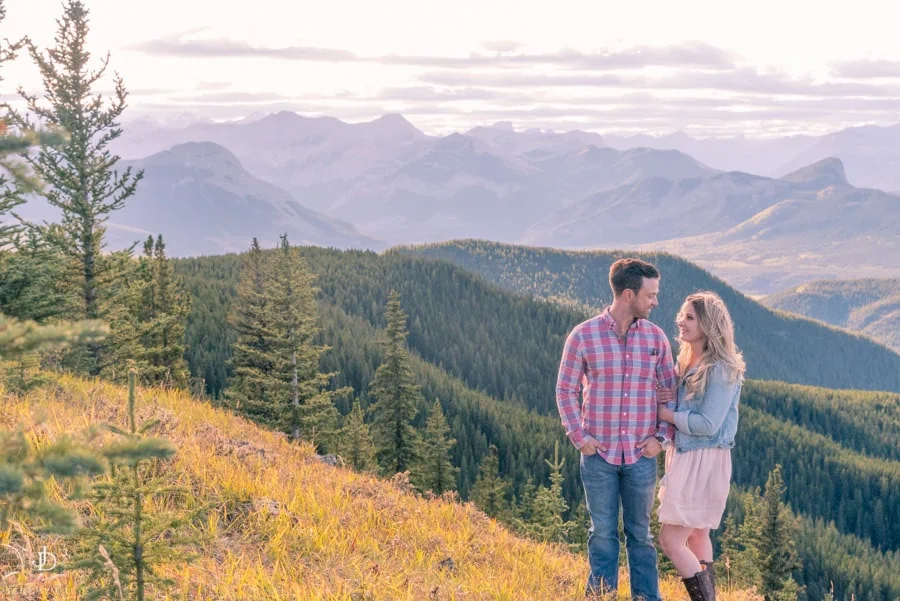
[106, 141, 383, 256]
[650, 159, 900, 293]
[465, 121, 607, 157]
[522, 157, 900, 293]
[115, 111, 431, 214]
[777, 123, 900, 191]
[765, 278, 900, 352]
[604, 130, 821, 176]
[521, 169, 792, 246]
[115, 115, 718, 245]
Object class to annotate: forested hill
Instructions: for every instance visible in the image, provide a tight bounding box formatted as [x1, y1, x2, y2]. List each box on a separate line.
[176, 246, 900, 600]
[764, 278, 900, 353]
[399, 240, 900, 393]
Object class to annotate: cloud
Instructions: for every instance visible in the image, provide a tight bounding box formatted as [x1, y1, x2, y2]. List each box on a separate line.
[196, 81, 233, 90]
[481, 40, 523, 53]
[129, 35, 358, 61]
[169, 91, 296, 103]
[378, 41, 736, 70]
[417, 67, 900, 97]
[131, 35, 735, 70]
[374, 86, 532, 102]
[831, 59, 900, 79]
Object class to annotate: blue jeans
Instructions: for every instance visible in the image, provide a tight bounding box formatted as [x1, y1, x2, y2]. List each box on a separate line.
[580, 453, 660, 601]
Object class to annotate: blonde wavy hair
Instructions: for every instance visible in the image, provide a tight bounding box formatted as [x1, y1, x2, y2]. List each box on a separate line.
[676, 291, 746, 399]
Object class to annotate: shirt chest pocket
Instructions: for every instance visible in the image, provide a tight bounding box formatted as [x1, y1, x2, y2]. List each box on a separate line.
[631, 347, 658, 381]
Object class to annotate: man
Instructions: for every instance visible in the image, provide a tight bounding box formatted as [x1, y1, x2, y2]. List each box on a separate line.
[556, 257, 677, 600]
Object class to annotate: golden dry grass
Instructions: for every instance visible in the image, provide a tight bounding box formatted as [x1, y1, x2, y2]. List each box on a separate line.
[1, 376, 762, 601]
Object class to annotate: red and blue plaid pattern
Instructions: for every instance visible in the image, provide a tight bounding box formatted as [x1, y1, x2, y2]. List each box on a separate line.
[556, 308, 677, 465]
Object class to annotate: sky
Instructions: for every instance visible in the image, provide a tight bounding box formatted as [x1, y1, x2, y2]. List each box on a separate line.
[4, 0, 900, 137]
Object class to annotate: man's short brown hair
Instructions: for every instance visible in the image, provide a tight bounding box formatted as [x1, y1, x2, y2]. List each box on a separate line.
[609, 258, 660, 297]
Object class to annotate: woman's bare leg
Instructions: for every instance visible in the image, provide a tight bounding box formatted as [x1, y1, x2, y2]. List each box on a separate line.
[686, 528, 713, 563]
[659, 524, 702, 578]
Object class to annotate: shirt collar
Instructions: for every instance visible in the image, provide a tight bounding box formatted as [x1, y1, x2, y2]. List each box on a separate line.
[600, 306, 641, 332]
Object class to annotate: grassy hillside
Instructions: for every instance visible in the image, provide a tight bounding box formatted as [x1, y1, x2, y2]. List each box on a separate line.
[400, 240, 900, 392]
[764, 278, 900, 352]
[2, 376, 764, 601]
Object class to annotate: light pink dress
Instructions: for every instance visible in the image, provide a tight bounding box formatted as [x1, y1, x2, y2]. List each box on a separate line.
[657, 446, 732, 529]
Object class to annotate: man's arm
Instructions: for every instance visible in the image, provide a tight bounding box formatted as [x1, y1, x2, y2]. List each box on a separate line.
[556, 327, 588, 449]
[655, 333, 677, 441]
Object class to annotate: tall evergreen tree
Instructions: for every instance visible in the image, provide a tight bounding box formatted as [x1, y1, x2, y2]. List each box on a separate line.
[17, 0, 142, 376]
[266, 234, 341, 450]
[411, 399, 458, 495]
[133, 235, 189, 387]
[225, 236, 344, 451]
[721, 491, 763, 591]
[369, 291, 422, 475]
[470, 444, 509, 519]
[338, 400, 377, 473]
[756, 466, 803, 601]
[225, 238, 279, 420]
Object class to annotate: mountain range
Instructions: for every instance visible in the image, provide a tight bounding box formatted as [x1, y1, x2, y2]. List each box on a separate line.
[104, 112, 900, 293]
[527, 157, 900, 293]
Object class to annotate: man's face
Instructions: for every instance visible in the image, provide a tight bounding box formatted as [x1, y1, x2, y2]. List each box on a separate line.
[628, 277, 660, 319]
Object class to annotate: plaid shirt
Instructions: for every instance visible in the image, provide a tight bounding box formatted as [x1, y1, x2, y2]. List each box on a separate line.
[556, 308, 677, 465]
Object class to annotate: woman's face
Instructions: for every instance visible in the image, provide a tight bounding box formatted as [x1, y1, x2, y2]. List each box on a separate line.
[676, 302, 704, 345]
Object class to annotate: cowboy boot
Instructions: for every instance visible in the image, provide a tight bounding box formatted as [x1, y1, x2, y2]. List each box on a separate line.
[700, 560, 716, 593]
[682, 567, 715, 601]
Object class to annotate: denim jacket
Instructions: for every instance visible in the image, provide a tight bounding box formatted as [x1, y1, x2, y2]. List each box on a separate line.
[672, 361, 742, 452]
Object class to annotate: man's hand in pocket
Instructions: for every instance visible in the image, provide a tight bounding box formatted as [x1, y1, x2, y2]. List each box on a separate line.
[580, 438, 607, 456]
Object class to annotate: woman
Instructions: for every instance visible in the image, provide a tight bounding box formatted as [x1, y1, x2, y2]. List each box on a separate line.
[656, 291, 745, 601]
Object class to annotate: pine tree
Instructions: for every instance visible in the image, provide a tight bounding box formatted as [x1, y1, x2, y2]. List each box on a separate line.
[756, 466, 803, 601]
[133, 235, 189, 387]
[470, 444, 509, 519]
[225, 238, 279, 420]
[338, 401, 377, 472]
[266, 235, 342, 450]
[527, 441, 574, 544]
[720, 492, 763, 591]
[68, 367, 190, 601]
[16, 0, 142, 376]
[411, 400, 458, 495]
[369, 291, 422, 475]
[226, 236, 345, 452]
